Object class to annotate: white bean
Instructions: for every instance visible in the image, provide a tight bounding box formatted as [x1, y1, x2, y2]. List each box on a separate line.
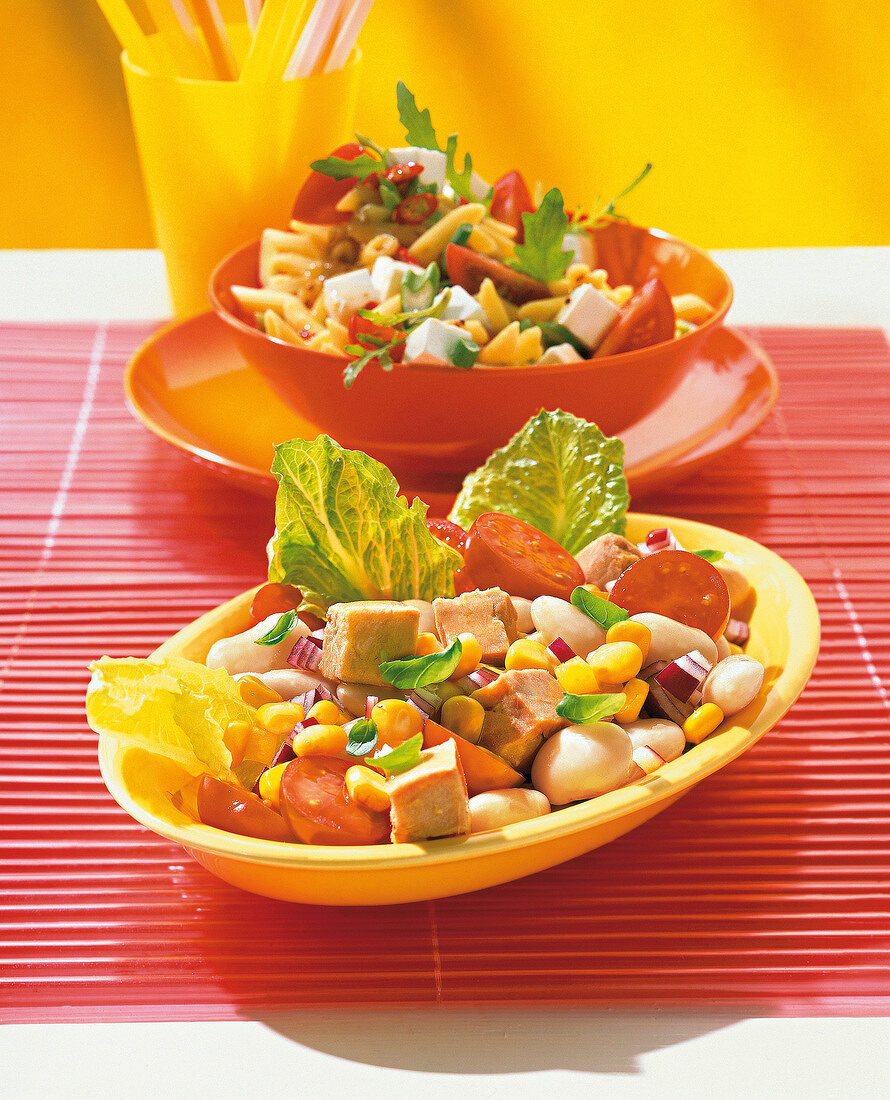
[205, 613, 309, 674]
[531, 596, 606, 655]
[468, 789, 551, 833]
[402, 599, 437, 635]
[715, 634, 732, 662]
[530, 721, 632, 806]
[236, 667, 332, 701]
[336, 681, 402, 716]
[620, 718, 686, 781]
[631, 613, 718, 667]
[702, 654, 764, 715]
[511, 596, 535, 634]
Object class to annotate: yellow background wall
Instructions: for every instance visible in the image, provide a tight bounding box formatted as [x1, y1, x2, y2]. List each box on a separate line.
[3, 0, 888, 248]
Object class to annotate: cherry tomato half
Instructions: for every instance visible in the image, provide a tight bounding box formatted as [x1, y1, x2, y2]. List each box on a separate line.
[291, 142, 366, 225]
[444, 244, 549, 306]
[197, 775, 294, 843]
[394, 192, 438, 225]
[347, 313, 406, 364]
[384, 162, 424, 190]
[608, 549, 731, 640]
[490, 170, 535, 241]
[250, 582, 303, 623]
[594, 277, 675, 357]
[463, 512, 585, 601]
[280, 756, 391, 846]
[426, 517, 468, 554]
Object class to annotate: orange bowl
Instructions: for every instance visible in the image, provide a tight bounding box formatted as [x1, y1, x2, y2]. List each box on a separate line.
[209, 222, 732, 482]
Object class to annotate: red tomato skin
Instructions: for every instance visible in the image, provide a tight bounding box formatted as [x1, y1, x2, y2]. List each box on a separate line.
[197, 775, 294, 843]
[291, 143, 367, 224]
[347, 313, 406, 362]
[490, 170, 535, 242]
[444, 244, 549, 306]
[608, 549, 731, 640]
[280, 756, 391, 846]
[594, 277, 676, 357]
[426, 517, 468, 554]
[463, 512, 585, 601]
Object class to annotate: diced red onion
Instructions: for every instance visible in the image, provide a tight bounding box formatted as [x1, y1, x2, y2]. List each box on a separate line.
[644, 680, 694, 723]
[639, 660, 668, 681]
[725, 618, 750, 645]
[365, 696, 379, 720]
[406, 688, 439, 717]
[287, 636, 322, 671]
[547, 637, 576, 663]
[466, 666, 499, 689]
[314, 683, 336, 704]
[305, 631, 324, 648]
[271, 741, 296, 768]
[654, 649, 713, 703]
[643, 527, 681, 554]
[632, 744, 666, 774]
[293, 685, 335, 713]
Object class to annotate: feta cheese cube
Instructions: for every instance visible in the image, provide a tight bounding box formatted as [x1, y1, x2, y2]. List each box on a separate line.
[556, 283, 620, 351]
[371, 255, 424, 301]
[404, 318, 466, 363]
[563, 230, 596, 268]
[435, 285, 488, 325]
[387, 146, 448, 192]
[538, 342, 584, 365]
[321, 268, 377, 321]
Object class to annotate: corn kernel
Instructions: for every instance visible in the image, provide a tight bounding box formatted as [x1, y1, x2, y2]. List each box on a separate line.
[223, 720, 251, 766]
[615, 678, 649, 723]
[606, 620, 651, 663]
[345, 765, 392, 812]
[292, 722, 348, 757]
[684, 702, 724, 744]
[258, 762, 289, 808]
[440, 695, 485, 743]
[307, 699, 350, 726]
[450, 632, 483, 678]
[415, 631, 443, 656]
[587, 641, 644, 684]
[238, 674, 284, 708]
[256, 701, 305, 735]
[371, 698, 424, 750]
[505, 638, 556, 672]
[554, 656, 600, 695]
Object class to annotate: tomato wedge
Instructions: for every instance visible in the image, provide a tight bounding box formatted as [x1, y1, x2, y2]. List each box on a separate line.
[291, 142, 366, 225]
[444, 244, 549, 305]
[490, 170, 535, 241]
[347, 313, 405, 364]
[249, 582, 303, 623]
[279, 756, 391, 845]
[426, 517, 468, 554]
[463, 512, 585, 601]
[594, 277, 675, 357]
[197, 775, 294, 843]
[608, 549, 731, 640]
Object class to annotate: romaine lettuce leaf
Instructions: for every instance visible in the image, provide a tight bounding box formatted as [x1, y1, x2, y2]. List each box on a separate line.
[86, 656, 255, 781]
[448, 410, 629, 554]
[268, 435, 463, 606]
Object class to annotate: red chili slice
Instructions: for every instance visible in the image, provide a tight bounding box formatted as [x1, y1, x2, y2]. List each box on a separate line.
[394, 192, 438, 225]
[384, 162, 425, 190]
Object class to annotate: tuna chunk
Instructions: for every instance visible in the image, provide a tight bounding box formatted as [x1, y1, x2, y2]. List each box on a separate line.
[575, 534, 641, 589]
[319, 601, 420, 688]
[388, 738, 470, 844]
[432, 587, 519, 662]
[473, 668, 565, 772]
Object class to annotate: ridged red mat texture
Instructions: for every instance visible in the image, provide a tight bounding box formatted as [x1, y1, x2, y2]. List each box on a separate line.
[1, 323, 888, 1021]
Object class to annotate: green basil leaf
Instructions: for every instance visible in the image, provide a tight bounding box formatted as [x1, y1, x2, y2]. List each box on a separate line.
[694, 549, 724, 563]
[346, 718, 379, 757]
[570, 587, 629, 629]
[556, 692, 626, 723]
[368, 731, 424, 774]
[396, 82, 442, 151]
[255, 609, 298, 645]
[379, 637, 463, 688]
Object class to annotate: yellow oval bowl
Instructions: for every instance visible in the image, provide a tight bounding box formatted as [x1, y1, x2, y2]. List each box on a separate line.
[97, 513, 819, 906]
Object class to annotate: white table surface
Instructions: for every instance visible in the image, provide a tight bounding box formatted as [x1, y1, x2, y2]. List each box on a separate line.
[2, 248, 889, 1100]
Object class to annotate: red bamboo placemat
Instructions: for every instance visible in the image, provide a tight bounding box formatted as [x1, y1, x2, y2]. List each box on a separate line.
[1, 322, 888, 1021]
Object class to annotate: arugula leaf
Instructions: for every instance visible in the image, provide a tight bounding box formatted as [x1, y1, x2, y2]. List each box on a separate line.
[368, 731, 424, 775]
[444, 133, 477, 203]
[396, 81, 442, 151]
[343, 339, 402, 388]
[359, 289, 451, 329]
[256, 609, 299, 645]
[449, 410, 629, 553]
[600, 161, 652, 220]
[379, 637, 463, 689]
[268, 436, 463, 606]
[354, 131, 388, 161]
[570, 587, 628, 630]
[346, 718, 378, 757]
[556, 692, 626, 723]
[694, 549, 724, 563]
[512, 188, 572, 283]
[309, 152, 382, 182]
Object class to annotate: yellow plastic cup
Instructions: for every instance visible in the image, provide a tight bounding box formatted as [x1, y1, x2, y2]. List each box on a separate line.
[122, 32, 362, 318]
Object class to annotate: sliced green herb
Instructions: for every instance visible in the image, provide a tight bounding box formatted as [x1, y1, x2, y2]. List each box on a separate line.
[396, 81, 441, 151]
[345, 718, 379, 757]
[379, 637, 463, 689]
[694, 549, 724, 563]
[448, 222, 474, 248]
[309, 152, 382, 183]
[378, 176, 402, 213]
[368, 731, 424, 774]
[400, 263, 440, 312]
[570, 587, 629, 630]
[512, 188, 572, 283]
[556, 692, 626, 723]
[536, 320, 589, 356]
[255, 609, 299, 645]
[449, 336, 480, 369]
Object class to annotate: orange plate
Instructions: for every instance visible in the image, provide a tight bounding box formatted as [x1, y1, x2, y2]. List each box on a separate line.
[125, 313, 778, 506]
